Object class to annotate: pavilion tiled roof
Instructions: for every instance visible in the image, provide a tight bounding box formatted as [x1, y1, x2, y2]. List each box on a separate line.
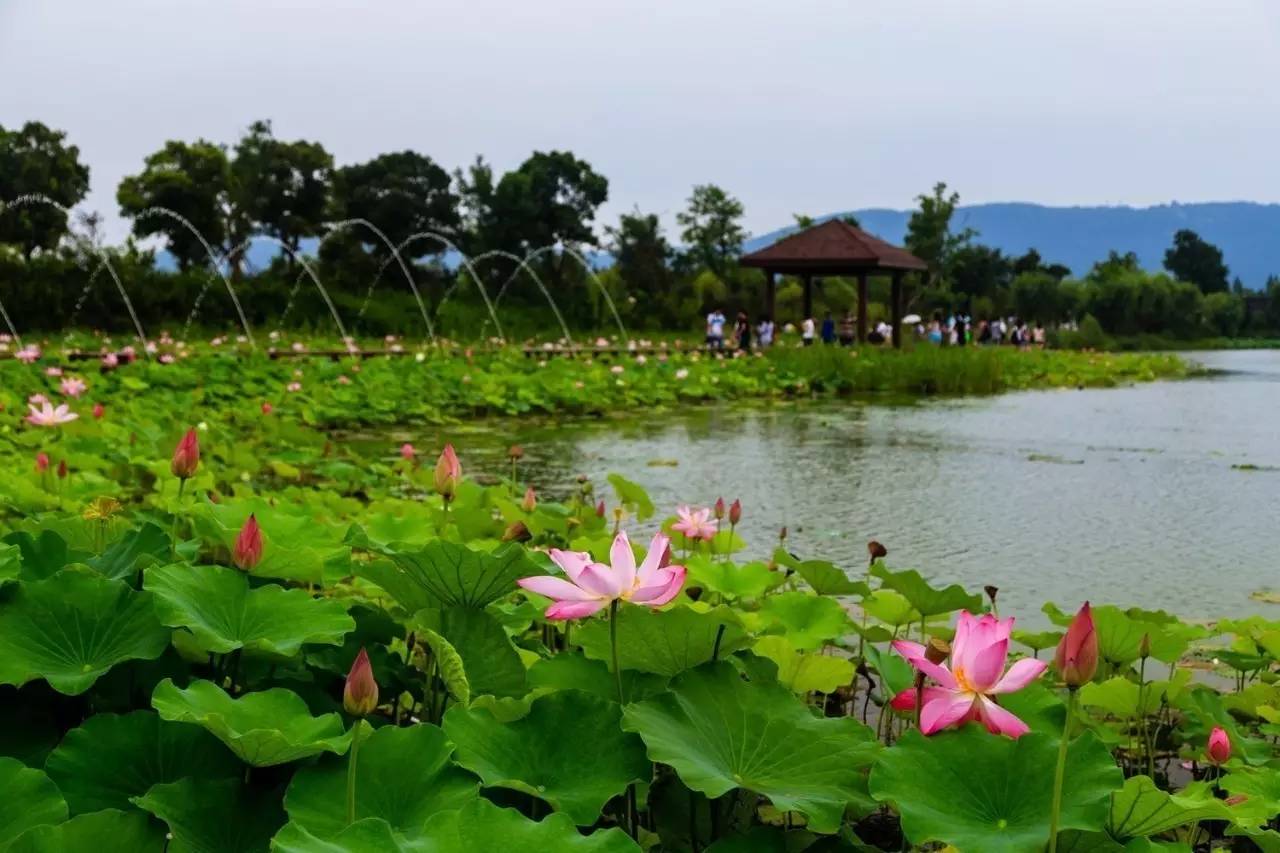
[740, 219, 927, 272]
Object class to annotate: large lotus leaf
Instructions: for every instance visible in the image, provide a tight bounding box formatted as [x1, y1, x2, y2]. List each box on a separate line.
[44, 710, 240, 815]
[753, 636, 855, 694]
[575, 605, 747, 677]
[685, 556, 781, 600]
[622, 661, 881, 833]
[1079, 673, 1190, 719]
[0, 543, 20, 580]
[773, 549, 870, 597]
[88, 523, 171, 581]
[2, 530, 88, 581]
[758, 592, 852, 650]
[144, 563, 354, 656]
[284, 723, 478, 840]
[1177, 687, 1273, 765]
[1042, 604, 1193, 666]
[151, 679, 351, 766]
[858, 589, 920, 628]
[527, 653, 669, 704]
[0, 568, 169, 694]
[412, 606, 527, 698]
[133, 777, 285, 853]
[607, 473, 655, 521]
[444, 689, 649, 825]
[188, 500, 348, 585]
[364, 540, 534, 611]
[869, 564, 982, 618]
[1221, 767, 1280, 827]
[1104, 775, 1233, 842]
[7, 808, 167, 852]
[0, 758, 68, 847]
[869, 726, 1122, 853]
[273, 798, 641, 853]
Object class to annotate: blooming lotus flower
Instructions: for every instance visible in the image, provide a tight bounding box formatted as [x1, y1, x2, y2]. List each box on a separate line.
[26, 401, 79, 426]
[1207, 726, 1231, 765]
[518, 531, 687, 620]
[434, 444, 460, 500]
[45, 366, 62, 377]
[286, 381, 301, 392]
[28, 393, 48, 406]
[159, 353, 175, 364]
[92, 402, 105, 419]
[59, 377, 87, 397]
[171, 428, 200, 479]
[102, 352, 119, 369]
[400, 443, 416, 461]
[672, 505, 716, 541]
[891, 611, 1048, 738]
[343, 648, 378, 716]
[232, 514, 263, 571]
[1055, 602, 1099, 687]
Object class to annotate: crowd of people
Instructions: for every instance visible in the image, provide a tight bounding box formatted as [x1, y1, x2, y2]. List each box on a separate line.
[703, 307, 1047, 350]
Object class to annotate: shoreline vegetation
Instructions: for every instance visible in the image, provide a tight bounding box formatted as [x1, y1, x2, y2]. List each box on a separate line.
[0, 337, 1193, 427]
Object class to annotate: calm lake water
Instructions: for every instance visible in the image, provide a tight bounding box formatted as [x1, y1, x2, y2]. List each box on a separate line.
[391, 349, 1280, 624]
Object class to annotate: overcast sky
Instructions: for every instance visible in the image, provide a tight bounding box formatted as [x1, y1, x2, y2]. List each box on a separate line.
[2, 0, 1278, 243]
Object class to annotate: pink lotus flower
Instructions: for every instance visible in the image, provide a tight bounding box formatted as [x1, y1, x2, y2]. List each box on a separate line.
[434, 444, 460, 500]
[261, 402, 273, 415]
[35, 452, 49, 473]
[232, 514, 263, 571]
[45, 366, 63, 377]
[517, 531, 686, 620]
[343, 648, 378, 716]
[171, 428, 200, 479]
[159, 353, 175, 364]
[14, 345, 39, 364]
[891, 611, 1048, 738]
[28, 393, 48, 406]
[1055, 602, 1098, 687]
[337, 375, 351, 385]
[92, 402, 105, 419]
[672, 505, 717, 541]
[59, 377, 87, 398]
[1207, 726, 1231, 765]
[26, 401, 79, 426]
[101, 352, 119, 368]
[400, 442, 416, 461]
[286, 382, 302, 393]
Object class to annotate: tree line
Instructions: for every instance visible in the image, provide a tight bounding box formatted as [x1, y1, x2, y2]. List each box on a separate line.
[1, 119, 1277, 341]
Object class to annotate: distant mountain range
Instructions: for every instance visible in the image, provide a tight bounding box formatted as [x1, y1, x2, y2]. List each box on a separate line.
[747, 202, 1280, 287]
[170, 201, 1280, 287]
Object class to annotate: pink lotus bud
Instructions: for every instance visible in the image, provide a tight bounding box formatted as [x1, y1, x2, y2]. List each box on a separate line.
[232, 514, 263, 571]
[343, 648, 378, 716]
[35, 452, 49, 473]
[433, 444, 460, 500]
[521, 486, 537, 513]
[595, 500, 606, 517]
[170, 429, 200, 480]
[729, 499, 742, 525]
[400, 442, 416, 461]
[57, 460, 68, 479]
[1055, 602, 1099, 687]
[92, 402, 105, 419]
[1206, 726, 1231, 765]
[261, 402, 273, 415]
[713, 497, 726, 520]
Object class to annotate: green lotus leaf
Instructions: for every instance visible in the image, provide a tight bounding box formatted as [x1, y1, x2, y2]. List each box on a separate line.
[6, 808, 167, 852]
[418, 628, 471, 706]
[412, 606, 526, 698]
[364, 541, 535, 610]
[444, 689, 649, 825]
[773, 549, 870, 597]
[685, 556, 781, 600]
[869, 564, 982, 618]
[1013, 630, 1064, 654]
[144, 563, 355, 656]
[758, 592, 852, 650]
[88, 523, 170, 581]
[864, 642, 916, 700]
[0, 543, 21, 581]
[527, 652, 669, 704]
[607, 473, 655, 521]
[575, 605, 747, 676]
[1221, 766, 1280, 827]
[753, 636, 855, 694]
[151, 678, 351, 766]
[273, 798, 641, 853]
[622, 661, 881, 833]
[132, 777, 285, 853]
[2, 530, 87, 581]
[858, 589, 920, 627]
[284, 723, 478, 840]
[1043, 604, 1195, 666]
[1178, 687, 1273, 765]
[0, 568, 170, 694]
[0, 758, 68, 847]
[44, 710, 241, 815]
[1104, 775, 1233, 841]
[869, 726, 1122, 853]
[187, 501, 347, 585]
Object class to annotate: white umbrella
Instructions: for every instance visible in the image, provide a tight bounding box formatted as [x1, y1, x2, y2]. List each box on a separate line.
[901, 314, 922, 325]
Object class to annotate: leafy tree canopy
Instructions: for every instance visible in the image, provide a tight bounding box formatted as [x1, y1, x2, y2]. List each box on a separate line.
[0, 121, 91, 258]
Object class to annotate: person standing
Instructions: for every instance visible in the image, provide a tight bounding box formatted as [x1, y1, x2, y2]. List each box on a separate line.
[735, 312, 753, 351]
[820, 312, 837, 345]
[838, 312, 855, 346]
[801, 315, 816, 346]
[757, 315, 775, 349]
[705, 307, 726, 349]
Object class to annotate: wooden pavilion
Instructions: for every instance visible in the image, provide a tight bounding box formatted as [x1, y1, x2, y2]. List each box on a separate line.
[740, 219, 927, 347]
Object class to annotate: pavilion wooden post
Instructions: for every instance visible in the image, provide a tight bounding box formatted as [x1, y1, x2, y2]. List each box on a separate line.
[856, 271, 869, 344]
[764, 270, 776, 322]
[890, 271, 904, 349]
[802, 274, 814, 319]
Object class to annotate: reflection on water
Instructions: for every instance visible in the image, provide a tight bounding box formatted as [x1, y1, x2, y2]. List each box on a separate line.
[377, 349, 1280, 623]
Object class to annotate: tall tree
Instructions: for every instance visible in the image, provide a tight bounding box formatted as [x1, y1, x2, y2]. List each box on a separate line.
[606, 209, 672, 296]
[904, 181, 974, 289]
[231, 120, 332, 261]
[117, 139, 234, 271]
[1163, 228, 1229, 293]
[488, 150, 609, 255]
[949, 244, 1011, 300]
[1088, 250, 1141, 282]
[331, 150, 460, 256]
[677, 184, 746, 279]
[0, 121, 91, 258]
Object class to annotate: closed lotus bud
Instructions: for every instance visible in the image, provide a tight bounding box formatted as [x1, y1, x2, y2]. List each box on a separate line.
[92, 402, 105, 419]
[261, 402, 272, 415]
[400, 442, 415, 461]
[729, 499, 742, 526]
[713, 497, 726, 520]
[343, 648, 378, 717]
[1138, 633, 1151, 660]
[925, 637, 951, 665]
[521, 486, 537, 513]
[170, 428, 200, 479]
[434, 444, 460, 500]
[35, 452, 49, 473]
[508, 444, 524, 460]
[867, 540, 887, 560]
[502, 520, 532, 542]
[57, 460, 68, 479]
[595, 500, 606, 518]
[1054, 602, 1099, 688]
[232, 514, 263, 571]
[1206, 726, 1231, 765]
